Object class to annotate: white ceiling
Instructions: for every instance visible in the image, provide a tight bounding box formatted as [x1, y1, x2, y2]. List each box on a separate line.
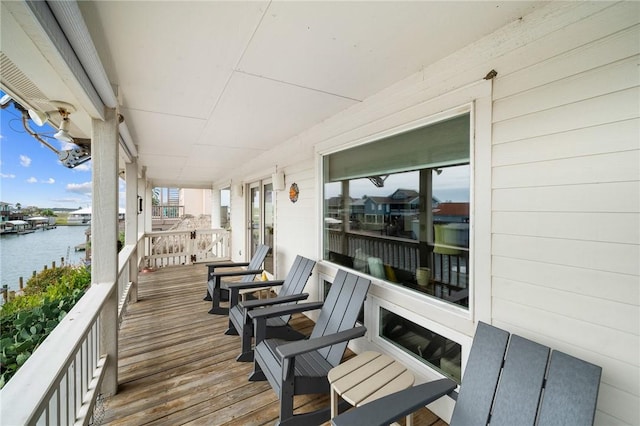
[1, 1, 546, 188]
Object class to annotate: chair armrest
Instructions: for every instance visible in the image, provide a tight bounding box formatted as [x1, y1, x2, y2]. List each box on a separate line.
[211, 269, 263, 279]
[277, 326, 367, 359]
[248, 301, 324, 321]
[226, 280, 285, 291]
[331, 379, 458, 426]
[206, 261, 249, 269]
[240, 293, 309, 310]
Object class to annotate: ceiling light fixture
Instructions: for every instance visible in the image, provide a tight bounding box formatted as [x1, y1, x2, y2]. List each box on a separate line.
[53, 110, 74, 143]
[15, 101, 91, 168]
[28, 109, 49, 126]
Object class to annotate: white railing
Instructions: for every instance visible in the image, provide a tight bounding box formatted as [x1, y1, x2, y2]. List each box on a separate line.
[142, 228, 230, 268]
[0, 241, 140, 425]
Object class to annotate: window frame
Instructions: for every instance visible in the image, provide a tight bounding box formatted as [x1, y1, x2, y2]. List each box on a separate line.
[316, 79, 493, 331]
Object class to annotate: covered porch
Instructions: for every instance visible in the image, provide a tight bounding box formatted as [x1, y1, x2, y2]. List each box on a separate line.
[101, 263, 444, 426]
[0, 1, 637, 425]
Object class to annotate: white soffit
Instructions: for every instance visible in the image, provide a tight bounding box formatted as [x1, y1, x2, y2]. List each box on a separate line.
[123, 107, 206, 157]
[198, 71, 357, 150]
[239, 1, 545, 101]
[84, 1, 268, 119]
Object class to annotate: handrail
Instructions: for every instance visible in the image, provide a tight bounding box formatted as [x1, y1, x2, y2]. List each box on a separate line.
[0, 281, 112, 425]
[143, 228, 230, 268]
[0, 240, 141, 425]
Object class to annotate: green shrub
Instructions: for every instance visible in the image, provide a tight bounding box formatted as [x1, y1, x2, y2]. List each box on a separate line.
[0, 266, 91, 388]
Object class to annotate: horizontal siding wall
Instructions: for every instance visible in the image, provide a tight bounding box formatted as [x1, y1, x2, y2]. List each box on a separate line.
[490, 2, 639, 425]
[224, 2, 638, 424]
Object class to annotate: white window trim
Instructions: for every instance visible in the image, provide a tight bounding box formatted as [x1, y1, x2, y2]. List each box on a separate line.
[316, 78, 493, 336]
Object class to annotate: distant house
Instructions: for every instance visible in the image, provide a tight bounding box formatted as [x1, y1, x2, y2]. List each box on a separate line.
[67, 207, 125, 225]
[433, 202, 470, 223]
[0, 202, 11, 222]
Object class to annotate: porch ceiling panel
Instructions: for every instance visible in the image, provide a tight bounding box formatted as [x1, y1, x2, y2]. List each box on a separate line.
[188, 144, 265, 169]
[197, 71, 357, 151]
[121, 108, 206, 157]
[237, 1, 544, 101]
[82, 1, 267, 119]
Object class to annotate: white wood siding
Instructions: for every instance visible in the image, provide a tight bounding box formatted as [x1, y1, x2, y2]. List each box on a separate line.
[490, 2, 639, 425]
[224, 2, 639, 424]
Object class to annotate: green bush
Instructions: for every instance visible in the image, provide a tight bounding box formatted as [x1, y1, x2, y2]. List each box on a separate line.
[0, 265, 91, 388]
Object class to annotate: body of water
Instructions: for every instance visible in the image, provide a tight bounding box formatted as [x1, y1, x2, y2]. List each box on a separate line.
[1, 226, 89, 291]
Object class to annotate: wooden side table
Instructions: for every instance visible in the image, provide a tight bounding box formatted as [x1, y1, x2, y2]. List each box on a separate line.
[328, 351, 415, 425]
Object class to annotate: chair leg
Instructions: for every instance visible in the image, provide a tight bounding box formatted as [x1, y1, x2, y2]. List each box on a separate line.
[224, 320, 238, 335]
[279, 382, 295, 425]
[208, 276, 228, 315]
[248, 359, 266, 381]
[203, 289, 212, 301]
[236, 325, 254, 362]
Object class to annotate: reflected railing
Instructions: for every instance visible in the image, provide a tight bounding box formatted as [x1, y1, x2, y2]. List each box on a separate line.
[326, 229, 468, 306]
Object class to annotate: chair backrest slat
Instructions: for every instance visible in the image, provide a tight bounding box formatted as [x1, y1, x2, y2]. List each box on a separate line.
[490, 335, 550, 426]
[311, 270, 370, 366]
[278, 256, 316, 322]
[240, 244, 270, 283]
[449, 322, 509, 426]
[537, 351, 602, 426]
[451, 323, 601, 426]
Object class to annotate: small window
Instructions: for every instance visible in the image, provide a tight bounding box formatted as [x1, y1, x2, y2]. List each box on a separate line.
[380, 307, 461, 382]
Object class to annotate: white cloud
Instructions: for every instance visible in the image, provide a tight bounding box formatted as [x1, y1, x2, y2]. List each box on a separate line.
[20, 155, 31, 167]
[66, 181, 92, 195]
[73, 161, 92, 172]
[43, 178, 55, 184]
[0, 173, 15, 178]
[26, 176, 37, 183]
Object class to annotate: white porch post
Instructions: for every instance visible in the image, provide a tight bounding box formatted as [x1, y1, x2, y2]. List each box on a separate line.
[145, 183, 153, 233]
[138, 167, 147, 235]
[211, 187, 221, 228]
[126, 160, 138, 302]
[92, 107, 119, 396]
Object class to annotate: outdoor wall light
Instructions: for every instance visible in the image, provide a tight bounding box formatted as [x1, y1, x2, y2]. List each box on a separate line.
[53, 112, 74, 143]
[15, 100, 91, 169]
[27, 101, 76, 143]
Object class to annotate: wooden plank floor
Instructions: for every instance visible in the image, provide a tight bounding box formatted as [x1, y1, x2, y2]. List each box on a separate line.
[101, 264, 447, 426]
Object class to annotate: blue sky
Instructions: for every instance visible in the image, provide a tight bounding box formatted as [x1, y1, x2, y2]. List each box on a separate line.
[0, 91, 124, 210]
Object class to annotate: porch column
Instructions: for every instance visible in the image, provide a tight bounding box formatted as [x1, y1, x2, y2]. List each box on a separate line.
[138, 167, 147, 235]
[211, 187, 221, 228]
[91, 107, 119, 396]
[125, 160, 138, 302]
[145, 183, 153, 233]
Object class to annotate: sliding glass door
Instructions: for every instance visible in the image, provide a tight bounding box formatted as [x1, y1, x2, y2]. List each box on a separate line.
[248, 180, 274, 274]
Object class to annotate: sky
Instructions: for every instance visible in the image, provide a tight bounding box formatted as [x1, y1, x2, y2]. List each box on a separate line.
[0, 91, 125, 210]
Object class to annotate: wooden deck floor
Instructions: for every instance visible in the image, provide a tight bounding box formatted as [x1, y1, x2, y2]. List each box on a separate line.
[101, 264, 446, 426]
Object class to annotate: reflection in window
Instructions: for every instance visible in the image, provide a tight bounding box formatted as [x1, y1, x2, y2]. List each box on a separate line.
[220, 188, 231, 230]
[323, 114, 470, 307]
[380, 308, 462, 382]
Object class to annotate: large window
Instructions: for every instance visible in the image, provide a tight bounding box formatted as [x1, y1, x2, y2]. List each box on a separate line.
[323, 113, 470, 307]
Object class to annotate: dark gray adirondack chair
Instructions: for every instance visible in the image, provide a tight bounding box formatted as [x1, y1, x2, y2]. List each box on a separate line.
[332, 321, 602, 426]
[225, 255, 316, 362]
[250, 269, 371, 426]
[204, 244, 270, 315]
